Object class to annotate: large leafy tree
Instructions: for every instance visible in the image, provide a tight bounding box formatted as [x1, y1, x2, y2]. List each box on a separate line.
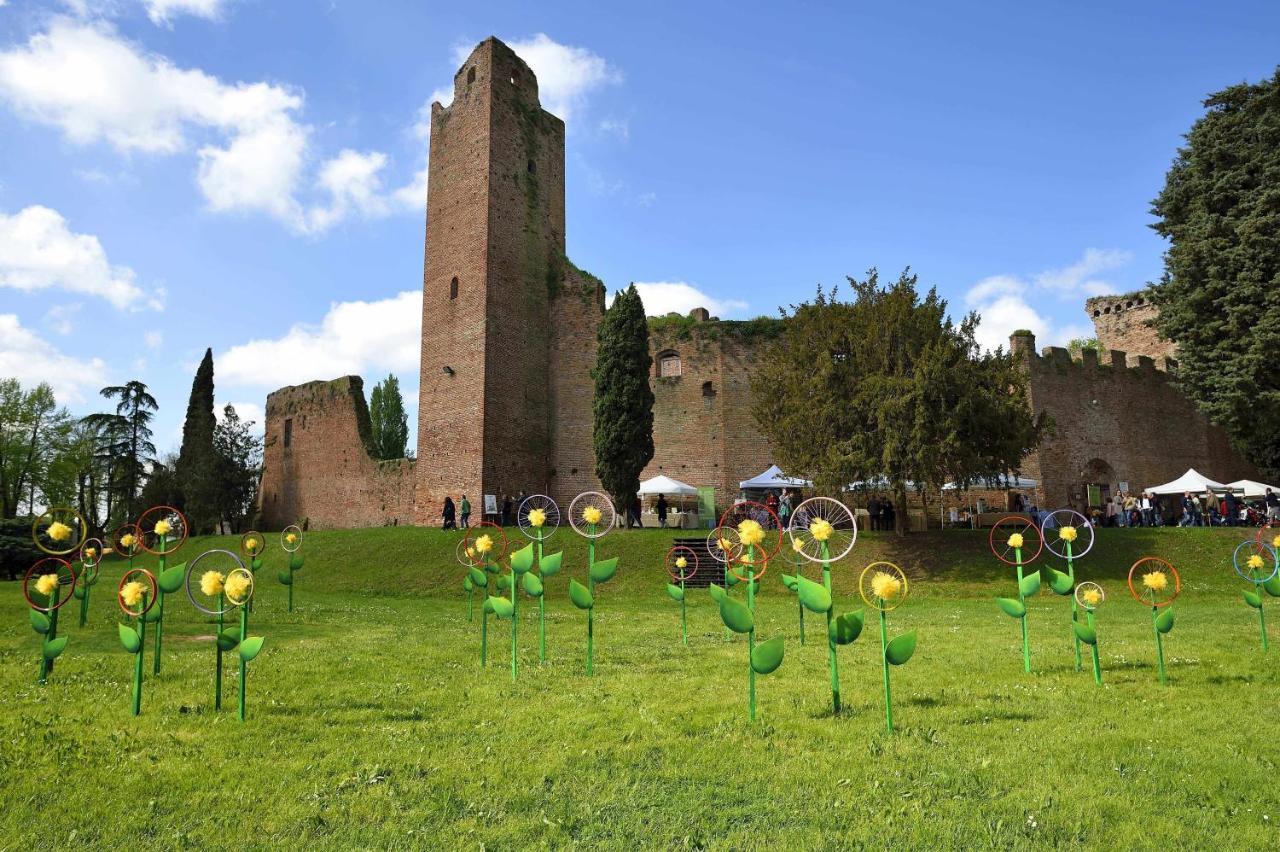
[83, 380, 157, 523]
[592, 284, 654, 516]
[176, 348, 218, 530]
[369, 373, 409, 460]
[1150, 69, 1280, 477]
[212, 404, 263, 531]
[0, 379, 70, 518]
[751, 269, 1046, 533]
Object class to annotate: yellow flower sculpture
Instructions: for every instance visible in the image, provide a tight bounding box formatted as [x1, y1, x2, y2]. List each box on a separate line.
[871, 571, 902, 601]
[465, 546, 476, 560]
[1142, 571, 1169, 592]
[121, 581, 146, 607]
[1273, 533, 1280, 550]
[245, 538, 260, 554]
[1247, 554, 1265, 571]
[200, 570, 226, 597]
[1059, 526, 1078, 543]
[791, 536, 805, 553]
[675, 557, 688, 570]
[120, 533, 136, 550]
[582, 505, 602, 525]
[46, 521, 72, 542]
[809, 518, 833, 542]
[224, 572, 251, 603]
[718, 537, 734, 553]
[1007, 532, 1024, 549]
[286, 532, 299, 545]
[84, 547, 98, 560]
[737, 519, 764, 547]
[154, 519, 172, 537]
[1082, 587, 1101, 606]
[475, 534, 493, 555]
[527, 508, 546, 528]
[35, 573, 59, 596]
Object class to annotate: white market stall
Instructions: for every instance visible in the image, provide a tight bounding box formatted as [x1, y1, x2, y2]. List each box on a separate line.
[1145, 469, 1234, 495]
[739, 465, 812, 492]
[637, 475, 700, 529]
[1226, 479, 1280, 499]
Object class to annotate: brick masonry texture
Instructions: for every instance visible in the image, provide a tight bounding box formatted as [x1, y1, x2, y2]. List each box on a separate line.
[255, 38, 1258, 530]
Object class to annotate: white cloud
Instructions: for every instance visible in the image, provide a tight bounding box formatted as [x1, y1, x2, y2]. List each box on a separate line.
[0, 313, 108, 404]
[218, 400, 263, 431]
[145, 0, 225, 25]
[0, 20, 418, 233]
[220, 290, 422, 387]
[432, 34, 619, 122]
[0, 205, 151, 309]
[966, 249, 1132, 352]
[630, 282, 750, 318]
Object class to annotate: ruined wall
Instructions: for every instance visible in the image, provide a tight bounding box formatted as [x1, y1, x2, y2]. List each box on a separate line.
[547, 264, 606, 508]
[642, 311, 781, 515]
[259, 377, 415, 530]
[1085, 291, 1176, 365]
[1013, 331, 1256, 508]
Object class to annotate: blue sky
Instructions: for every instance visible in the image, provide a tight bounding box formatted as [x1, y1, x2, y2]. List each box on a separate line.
[1, 0, 1277, 455]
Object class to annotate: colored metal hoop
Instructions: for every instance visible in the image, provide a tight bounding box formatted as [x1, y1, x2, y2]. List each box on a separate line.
[718, 501, 784, 563]
[1233, 540, 1279, 585]
[988, 516, 1044, 566]
[137, 506, 188, 556]
[1040, 509, 1095, 560]
[240, 530, 265, 558]
[787, 497, 857, 564]
[184, 549, 249, 616]
[111, 523, 142, 559]
[31, 506, 87, 556]
[224, 567, 255, 607]
[1074, 581, 1106, 612]
[568, 491, 616, 539]
[858, 561, 909, 612]
[518, 494, 561, 540]
[79, 538, 104, 585]
[666, 546, 699, 583]
[23, 558, 77, 612]
[118, 568, 158, 618]
[281, 525, 304, 553]
[1127, 557, 1181, 607]
[706, 526, 742, 564]
[463, 521, 509, 563]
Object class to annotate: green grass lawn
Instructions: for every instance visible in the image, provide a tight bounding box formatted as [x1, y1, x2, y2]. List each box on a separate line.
[1, 526, 1277, 849]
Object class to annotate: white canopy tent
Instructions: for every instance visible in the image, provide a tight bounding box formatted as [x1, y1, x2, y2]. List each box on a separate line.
[739, 465, 812, 490]
[1145, 468, 1233, 495]
[1226, 479, 1280, 499]
[638, 475, 698, 496]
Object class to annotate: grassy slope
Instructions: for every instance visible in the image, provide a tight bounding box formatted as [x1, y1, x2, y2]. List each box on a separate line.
[1, 527, 1277, 850]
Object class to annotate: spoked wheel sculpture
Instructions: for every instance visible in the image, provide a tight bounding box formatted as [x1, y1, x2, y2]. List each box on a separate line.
[74, 538, 104, 628]
[787, 497, 859, 714]
[465, 521, 509, 669]
[665, 546, 699, 646]
[1233, 540, 1279, 651]
[1040, 509, 1095, 671]
[1073, 582, 1106, 685]
[518, 494, 563, 662]
[279, 525, 305, 611]
[568, 492, 618, 676]
[117, 567, 158, 716]
[24, 557, 76, 683]
[186, 549, 264, 717]
[990, 516, 1044, 673]
[858, 562, 916, 732]
[137, 505, 189, 676]
[1127, 557, 1181, 685]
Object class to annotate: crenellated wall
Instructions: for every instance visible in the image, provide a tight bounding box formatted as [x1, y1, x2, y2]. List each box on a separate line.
[1085, 291, 1175, 365]
[1013, 331, 1255, 509]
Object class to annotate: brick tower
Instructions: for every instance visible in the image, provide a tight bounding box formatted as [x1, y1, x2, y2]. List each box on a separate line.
[415, 38, 603, 523]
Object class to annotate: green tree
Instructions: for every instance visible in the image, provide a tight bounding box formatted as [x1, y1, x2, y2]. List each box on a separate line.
[176, 348, 218, 531]
[369, 374, 409, 460]
[212, 405, 263, 531]
[1150, 69, 1280, 477]
[83, 380, 157, 523]
[750, 269, 1046, 534]
[1066, 337, 1099, 358]
[593, 284, 654, 518]
[0, 380, 70, 518]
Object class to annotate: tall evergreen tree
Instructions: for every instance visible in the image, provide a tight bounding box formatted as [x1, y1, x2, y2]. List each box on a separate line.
[592, 284, 654, 518]
[368, 374, 409, 460]
[1151, 69, 1280, 478]
[83, 380, 157, 523]
[212, 405, 263, 532]
[176, 348, 218, 530]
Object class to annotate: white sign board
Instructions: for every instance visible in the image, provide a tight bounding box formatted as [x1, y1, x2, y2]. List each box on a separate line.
[484, 494, 498, 515]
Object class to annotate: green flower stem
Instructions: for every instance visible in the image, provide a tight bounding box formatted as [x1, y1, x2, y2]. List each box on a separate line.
[481, 602, 489, 667]
[587, 533, 595, 676]
[822, 540, 840, 714]
[1151, 599, 1167, 685]
[536, 532, 546, 662]
[747, 543, 757, 722]
[722, 559, 732, 640]
[288, 563, 294, 613]
[467, 586, 474, 622]
[39, 584, 62, 683]
[797, 563, 806, 646]
[1066, 541, 1081, 671]
[215, 595, 224, 711]
[238, 604, 248, 721]
[1087, 610, 1101, 685]
[153, 540, 166, 676]
[133, 593, 147, 716]
[879, 606, 893, 733]
[1015, 546, 1030, 673]
[510, 560, 519, 683]
[680, 578, 687, 646]
[1253, 567, 1268, 652]
[78, 562, 90, 628]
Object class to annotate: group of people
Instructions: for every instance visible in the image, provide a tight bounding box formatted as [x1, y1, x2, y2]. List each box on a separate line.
[1095, 491, 1163, 527]
[440, 494, 473, 530]
[864, 495, 897, 531]
[1092, 488, 1280, 528]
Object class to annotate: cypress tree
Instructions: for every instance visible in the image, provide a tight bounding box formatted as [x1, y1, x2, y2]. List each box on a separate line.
[592, 284, 654, 517]
[176, 348, 218, 531]
[368, 374, 408, 460]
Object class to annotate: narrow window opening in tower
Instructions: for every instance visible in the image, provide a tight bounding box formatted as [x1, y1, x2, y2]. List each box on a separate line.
[702, 380, 715, 397]
[450, 276, 459, 300]
[528, 159, 536, 174]
[284, 418, 293, 448]
[467, 67, 476, 84]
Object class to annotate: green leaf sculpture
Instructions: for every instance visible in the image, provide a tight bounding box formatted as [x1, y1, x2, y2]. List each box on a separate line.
[1128, 558, 1179, 685]
[1233, 540, 1278, 651]
[531, 550, 562, 662]
[780, 545, 863, 715]
[1041, 513, 1095, 673]
[665, 547, 699, 646]
[713, 583, 784, 720]
[859, 562, 917, 732]
[568, 493, 618, 676]
[990, 522, 1042, 673]
[117, 569, 156, 716]
[1073, 581, 1106, 685]
[516, 497, 562, 663]
[466, 524, 507, 669]
[279, 525, 305, 612]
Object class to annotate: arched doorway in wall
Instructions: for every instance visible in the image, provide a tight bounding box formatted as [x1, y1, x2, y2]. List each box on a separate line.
[1069, 458, 1116, 515]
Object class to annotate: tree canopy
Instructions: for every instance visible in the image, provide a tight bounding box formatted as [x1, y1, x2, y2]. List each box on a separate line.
[369, 374, 409, 460]
[750, 269, 1046, 531]
[1150, 68, 1280, 478]
[593, 284, 655, 516]
[177, 348, 218, 531]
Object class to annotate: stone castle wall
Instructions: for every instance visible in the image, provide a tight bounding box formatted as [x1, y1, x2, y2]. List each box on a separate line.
[1085, 291, 1176, 364]
[1012, 331, 1255, 508]
[259, 377, 415, 530]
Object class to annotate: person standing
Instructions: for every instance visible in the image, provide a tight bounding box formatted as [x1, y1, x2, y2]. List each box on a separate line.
[779, 490, 792, 529]
[1267, 488, 1280, 522]
[868, 495, 881, 532]
[460, 494, 472, 529]
[442, 496, 457, 530]
[656, 494, 669, 529]
[501, 494, 512, 527]
[1140, 492, 1153, 527]
[1224, 490, 1237, 527]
